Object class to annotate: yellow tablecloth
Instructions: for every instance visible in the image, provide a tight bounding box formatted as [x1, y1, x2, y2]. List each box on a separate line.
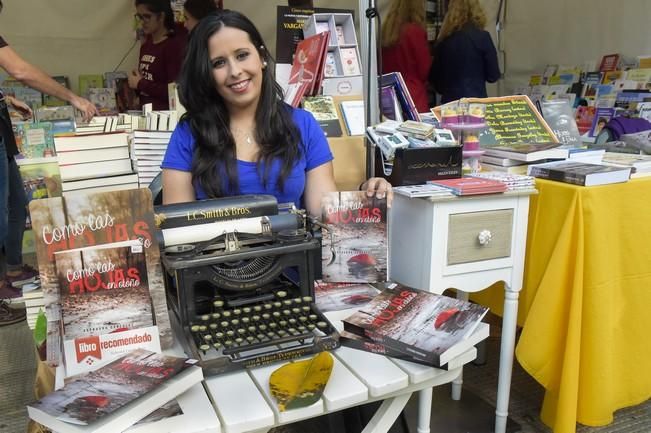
[474, 177, 651, 433]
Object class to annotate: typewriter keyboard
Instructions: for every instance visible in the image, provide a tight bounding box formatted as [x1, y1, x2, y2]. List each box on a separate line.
[186, 289, 339, 375]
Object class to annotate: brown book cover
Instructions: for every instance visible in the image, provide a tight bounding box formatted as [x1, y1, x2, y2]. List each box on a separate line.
[321, 191, 387, 283]
[29, 188, 171, 366]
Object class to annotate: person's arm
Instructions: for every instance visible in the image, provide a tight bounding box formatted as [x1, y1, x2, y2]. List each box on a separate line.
[304, 162, 337, 217]
[0, 45, 98, 121]
[162, 168, 196, 204]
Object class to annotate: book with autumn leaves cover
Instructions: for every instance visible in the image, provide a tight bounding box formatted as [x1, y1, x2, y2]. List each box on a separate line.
[27, 349, 202, 433]
[342, 286, 488, 367]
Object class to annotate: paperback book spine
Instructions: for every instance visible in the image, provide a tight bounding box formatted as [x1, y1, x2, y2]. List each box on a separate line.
[364, 329, 442, 366]
[339, 331, 439, 368]
[153, 195, 278, 229]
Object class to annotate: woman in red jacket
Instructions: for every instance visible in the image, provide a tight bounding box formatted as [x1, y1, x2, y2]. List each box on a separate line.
[381, 0, 432, 113]
[130, 0, 188, 110]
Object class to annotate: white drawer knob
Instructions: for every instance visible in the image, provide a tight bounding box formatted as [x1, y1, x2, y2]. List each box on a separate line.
[478, 229, 492, 246]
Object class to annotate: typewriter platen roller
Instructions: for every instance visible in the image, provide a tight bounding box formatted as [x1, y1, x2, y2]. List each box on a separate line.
[158, 195, 339, 376]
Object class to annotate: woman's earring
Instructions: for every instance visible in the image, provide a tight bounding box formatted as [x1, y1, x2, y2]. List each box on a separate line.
[263, 61, 268, 69]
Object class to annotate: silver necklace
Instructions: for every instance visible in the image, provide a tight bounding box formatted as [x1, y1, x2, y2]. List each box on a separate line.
[232, 127, 255, 145]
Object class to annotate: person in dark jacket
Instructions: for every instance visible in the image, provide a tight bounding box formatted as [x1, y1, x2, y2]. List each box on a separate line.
[430, 0, 500, 104]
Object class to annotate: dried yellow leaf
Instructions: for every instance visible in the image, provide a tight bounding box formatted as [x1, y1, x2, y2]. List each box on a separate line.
[269, 351, 334, 412]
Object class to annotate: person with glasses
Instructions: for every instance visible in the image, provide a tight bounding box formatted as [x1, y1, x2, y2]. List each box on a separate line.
[129, 0, 188, 110]
[0, 1, 98, 325]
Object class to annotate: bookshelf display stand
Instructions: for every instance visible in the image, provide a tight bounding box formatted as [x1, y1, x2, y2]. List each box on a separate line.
[389, 189, 536, 433]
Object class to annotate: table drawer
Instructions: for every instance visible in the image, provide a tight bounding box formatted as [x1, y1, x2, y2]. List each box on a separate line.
[446, 209, 513, 265]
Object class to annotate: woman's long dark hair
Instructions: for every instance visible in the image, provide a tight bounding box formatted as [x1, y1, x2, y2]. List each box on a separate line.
[178, 10, 301, 198]
[135, 0, 176, 34]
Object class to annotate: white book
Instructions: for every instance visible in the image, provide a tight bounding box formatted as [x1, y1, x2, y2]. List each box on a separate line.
[155, 111, 169, 131]
[57, 146, 130, 165]
[27, 351, 203, 433]
[59, 158, 133, 181]
[61, 173, 139, 192]
[63, 183, 140, 196]
[132, 130, 173, 140]
[340, 100, 365, 135]
[54, 132, 129, 152]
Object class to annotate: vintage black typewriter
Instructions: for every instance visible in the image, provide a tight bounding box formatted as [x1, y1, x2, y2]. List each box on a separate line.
[157, 195, 339, 376]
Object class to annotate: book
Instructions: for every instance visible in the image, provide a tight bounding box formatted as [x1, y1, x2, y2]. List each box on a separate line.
[479, 154, 529, 167]
[339, 47, 361, 75]
[598, 54, 621, 72]
[588, 107, 616, 137]
[335, 25, 346, 45]
[483, 142, 568, 162]
[302, 95, 343, 137]
[314, 280, 380, 312]
[324, 51, 338, 77]
[342, 286, 489, 367]
[381, 72, 420, 121]
[57, 146, 130, 165]
[527, 160, 631, 186]
[103, 71, 128, 90]
[339, 99, 365, 135]
[27, 349, 202, 433]
[55, 240, 154, 340]
[54, 132, 129, 152]
[321, 191, 388, 283]
[427, 177, 508, 196]
[61, 174, 140, 193]
[14, 121, 56, 159]
[288, 32, 330, 96]
[59, 158, 133, 182]
[380, 85, 403, 122]
[29, 189, 172, 366]
[393, 183, 455, 198]
[78, 74, 105, 98]
[541, 100, 582, 147]
[88, 88, 118, 116]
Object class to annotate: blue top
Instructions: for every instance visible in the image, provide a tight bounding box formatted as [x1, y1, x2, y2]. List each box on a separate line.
[161, 107, 334, 207]
[430, 25, 500, 104]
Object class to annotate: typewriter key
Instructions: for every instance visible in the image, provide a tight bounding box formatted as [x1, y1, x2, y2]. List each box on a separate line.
[242, 307, 252, 314]
[279, 320, 288, 327]
[292, 308, 300, 314]
[201, 314, 210, 322]
[222, 311, 232, 318]
[247, 325, 256, 333]
[269, 322, 278, 329]
[302, 296, 313, 303]
[215, 332, 224, 339]
[273, 301, 282, 308]
[237, 328, 247, 335]
[317, 321, 328, 329]
[263, 303, 273, 310]
[235, 337, 244, 344]
[226, 330, 235, 338]
[252, 315, 261, 322]
[224, 340, 234, 347]
[203, 334, 212, 341]
[302, 306, 311, 312]
[257, 333, 267, 341]
[241, 317, 250, 324]
[191, 325, 201, 332]
[272, 311, 281, 318]
[246, 336, 256, 343]
[199, 325, 207, 332]
[282, 309, 292, 316]
[199, 344, 210, 352]
[277, 330, 288, 336]
[209, 323, 218, 330]
[307, 324, 316, 330]
[288, 318, 297, 325]
[231, 319, 240, 326]
[262, 313, 271, 320]
[276, 290, 288, 298]
[253, 305, 262, 312]
[259, 324, 267, 331]
[308, 314, 318, 321]
[233, 308, 242, 316]
[298, 316, 308, 323]
[213, 342, 222, 349]
[213, 300, 225, 308]
[220, 321, 229, 328]
[298, 325, 307, 332]
[283, 299, 293, 306]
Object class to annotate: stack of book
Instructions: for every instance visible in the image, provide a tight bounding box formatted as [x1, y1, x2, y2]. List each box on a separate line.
[53, 132, 137, 194]
[341, 285, 489, 368]
[21, 282, 44, 330]
[600, 152, 651, 178]
[130, 130, 172, 187]
[480, 142, 570, 174]
[470, 172, 536, 191]
[396, 120, 435, 140]
[428, 176, 508, 196]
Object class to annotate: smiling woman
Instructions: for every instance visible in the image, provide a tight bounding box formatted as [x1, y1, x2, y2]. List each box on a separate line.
[160, 10, 392, 216]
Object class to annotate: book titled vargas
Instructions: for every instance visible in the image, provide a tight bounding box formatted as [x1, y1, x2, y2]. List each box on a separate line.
[321, 191, 388, 283]
[27, 349, 202, 433]
[343, 286, 488, 367]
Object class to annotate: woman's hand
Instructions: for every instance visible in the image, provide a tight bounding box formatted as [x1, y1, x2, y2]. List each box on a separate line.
[128, 70, 142, 89]
[360, 177, 393, 207]
[6, 96, 33, 120]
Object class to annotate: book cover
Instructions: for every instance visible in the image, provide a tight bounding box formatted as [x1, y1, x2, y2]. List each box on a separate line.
[43, 76, 70, 107]
[103, 71, 128, 90]
[381, 72, 420, 122]
[339, 47, 361, 76]
[288, 32, 330, 95]
[343, 286, 488, 367]
[27, 349, 201, 432]
[598, 54, 621, 72]
[314, 280, 380, 312]
[324, 51, 338, 77]
[88, 88, 118, 116]
[541, 100, 582, 147]
[588, 107, 615, 137]
[335, 25, 346, 45]
[527, 160, 631, 186]
[14, 122, 56, 159]
[340, 100, 365, 135]
[428, 177, 507, 196]
[78, 74, 105, 98]
[29, 188, 171, 366]
[321, 191, 388, 283]
[302, 95, 343, 137]
[574, 105, 596, 135]
[55, 240, 153, 339]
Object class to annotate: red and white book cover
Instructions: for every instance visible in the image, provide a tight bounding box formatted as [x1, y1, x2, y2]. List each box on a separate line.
[343, 286, 488, 367]
[321, 191, 388, 283]
[428, 177, 507, 195]
[27, 349, 201, 430]
[314, 280, 380, 313]
[55, 240, 153, 340]
[288, 32, 330, 96]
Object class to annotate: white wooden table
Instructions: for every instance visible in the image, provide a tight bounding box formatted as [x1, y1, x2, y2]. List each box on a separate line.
[170, 311, 485, 433]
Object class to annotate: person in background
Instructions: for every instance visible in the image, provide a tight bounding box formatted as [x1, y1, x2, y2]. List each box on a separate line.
[183, 0, 220, 33]
[129, 0, 187, 110]
[381, 0, 432, 113]
[430, 0, 500, 104]
[161, 10, 391, 215]
[0, 0, 97, 325]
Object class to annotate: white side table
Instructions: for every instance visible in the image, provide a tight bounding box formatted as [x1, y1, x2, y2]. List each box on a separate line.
[389, 189, 535, 433]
